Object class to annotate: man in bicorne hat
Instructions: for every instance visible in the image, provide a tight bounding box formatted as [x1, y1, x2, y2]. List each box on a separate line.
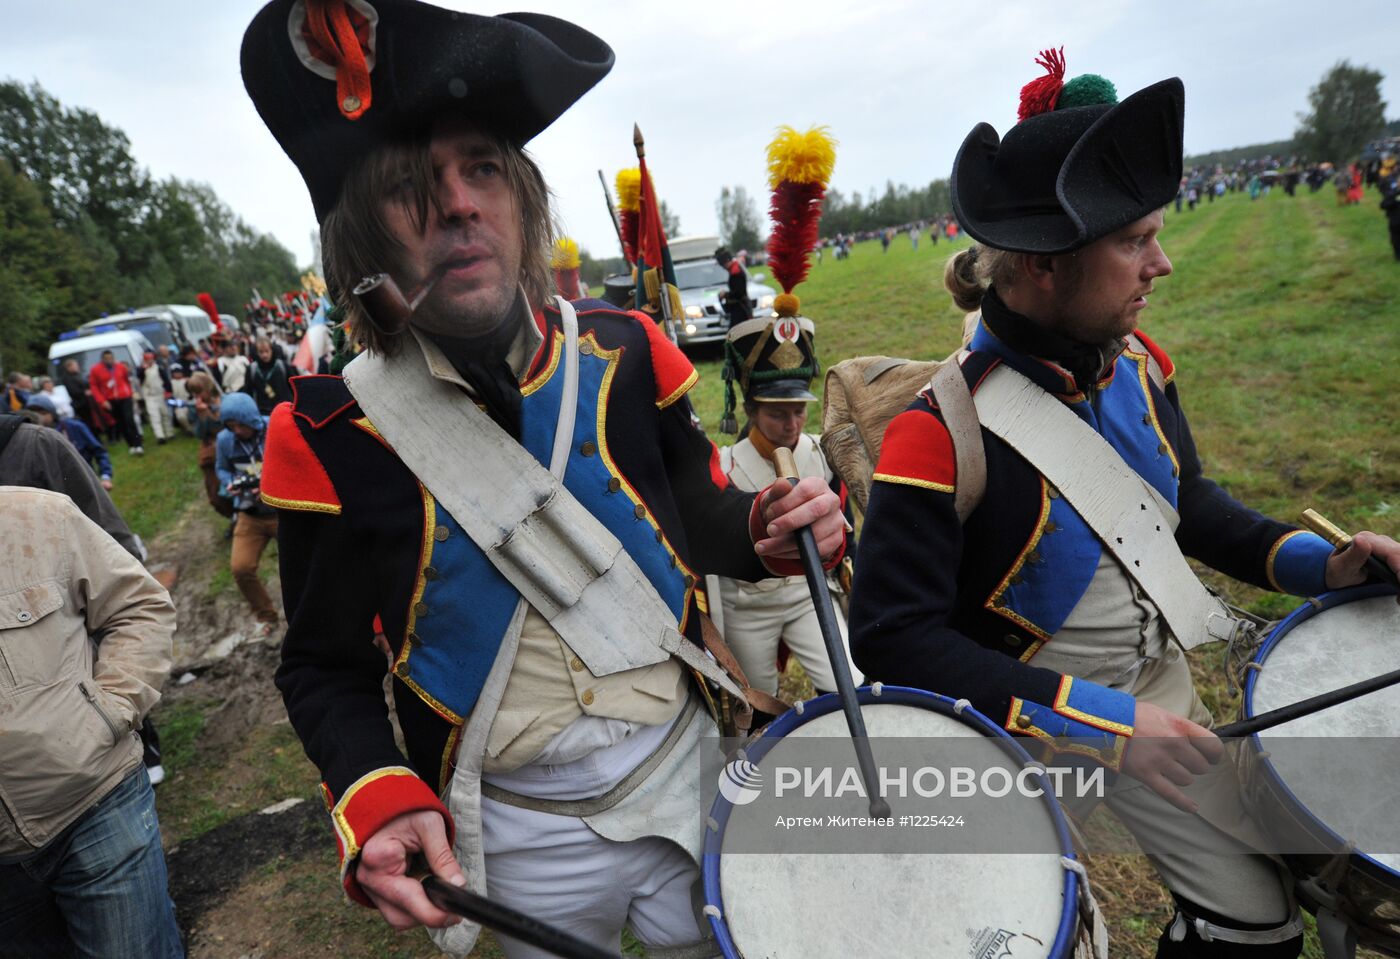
[850, 51, 1400, 957]
[712, 316, 857, 718]
[240, 1, 844, 955]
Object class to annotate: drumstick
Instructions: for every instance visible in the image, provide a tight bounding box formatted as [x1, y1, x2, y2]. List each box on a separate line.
[773, 447, 891, 818]
[1301, 508, 1399, 589]
[1215, 664, 1400, 738]
[419, 876, 618, 959]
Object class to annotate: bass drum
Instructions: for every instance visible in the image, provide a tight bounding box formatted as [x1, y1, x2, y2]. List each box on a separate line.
[701, 685, 1103, 958]
[1241, 584, 1400, 955]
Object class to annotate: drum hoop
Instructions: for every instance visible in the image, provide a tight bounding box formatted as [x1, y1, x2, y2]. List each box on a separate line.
[700, 684, 1084, 959]
[1242, 584, 1400, 883]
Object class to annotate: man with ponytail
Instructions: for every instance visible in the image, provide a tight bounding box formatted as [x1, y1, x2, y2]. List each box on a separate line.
[240, 2, 843, 955]
[850, 50, 1400, 958]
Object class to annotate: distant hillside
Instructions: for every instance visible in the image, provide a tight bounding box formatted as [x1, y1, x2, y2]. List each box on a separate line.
[1185, 138, 1296, 168]
[1187, 117, 1400, 169]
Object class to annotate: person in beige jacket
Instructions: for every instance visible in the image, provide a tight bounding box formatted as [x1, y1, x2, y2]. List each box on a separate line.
[0, 487, 182, 958]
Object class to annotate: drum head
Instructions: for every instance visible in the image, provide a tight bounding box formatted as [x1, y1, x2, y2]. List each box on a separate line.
[1249, 588, 1400, 872]
[707, 689, 1080, 958]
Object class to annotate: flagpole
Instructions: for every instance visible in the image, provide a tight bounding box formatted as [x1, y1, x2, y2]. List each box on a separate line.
[633, 123, 678, 344]
[597, 170, 628, 263]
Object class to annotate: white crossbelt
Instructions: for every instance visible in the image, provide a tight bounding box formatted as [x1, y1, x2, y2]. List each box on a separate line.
[973, 362, 1236, 651]
[342, 299, 745, 699]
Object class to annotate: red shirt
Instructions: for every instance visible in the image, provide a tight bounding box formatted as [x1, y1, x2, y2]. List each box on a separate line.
[88, 361, 133, 404]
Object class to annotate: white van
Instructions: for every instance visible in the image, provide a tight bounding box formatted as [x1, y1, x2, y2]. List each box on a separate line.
[137, 304, 219, 349]
[48, 329, 155, 381]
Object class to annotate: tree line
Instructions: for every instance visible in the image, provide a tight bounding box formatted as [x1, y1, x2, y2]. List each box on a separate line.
[0, 80, 302, 373]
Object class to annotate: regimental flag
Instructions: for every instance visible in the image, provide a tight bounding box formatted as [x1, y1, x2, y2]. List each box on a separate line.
[632, 129, 681, 322]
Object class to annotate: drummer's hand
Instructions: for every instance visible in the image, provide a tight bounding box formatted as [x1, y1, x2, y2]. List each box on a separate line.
[1324, 531, 1400, 599]
[357, 810, 466, 930]
[757, 477, 844, 562]
[1121, 702, 1224, 814]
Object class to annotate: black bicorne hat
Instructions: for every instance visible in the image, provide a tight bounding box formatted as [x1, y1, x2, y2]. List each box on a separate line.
[241, 0, 614, 222]
[951, 58, 1184, 254]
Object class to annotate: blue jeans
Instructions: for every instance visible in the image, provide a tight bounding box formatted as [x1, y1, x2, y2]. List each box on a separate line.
[0, 768, 184, 958]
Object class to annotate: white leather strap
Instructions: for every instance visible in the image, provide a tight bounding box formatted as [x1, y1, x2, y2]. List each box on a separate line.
[342, 309, 745, 699]
[974, 363, 1234, 651]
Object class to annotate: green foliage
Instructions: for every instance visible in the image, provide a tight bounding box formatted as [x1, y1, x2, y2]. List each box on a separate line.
[1185, 138, 1297, 169]
[1294, 60, 1388, 163]
[716, 184, 763, 253]
[659, 198, 682, 238]
[0, 79, 304, 373]
[821, 177, 952, 237]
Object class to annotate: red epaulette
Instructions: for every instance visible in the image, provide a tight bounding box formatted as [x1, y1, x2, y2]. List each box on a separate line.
[261, 401, 342, 515]
[1131, 329, 1176, 384]
[871, 408, 957, 494]
[629, 311, 700, 408]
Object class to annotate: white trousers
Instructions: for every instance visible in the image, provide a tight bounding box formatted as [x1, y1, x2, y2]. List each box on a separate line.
[141, 393, 171, 441]
[481, 797, 708, 958]
[715, 576, 858, 695]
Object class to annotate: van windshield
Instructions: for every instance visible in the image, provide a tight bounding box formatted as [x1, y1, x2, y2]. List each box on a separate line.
[673, 261, 729, 290]
[50, 347, 124, 379]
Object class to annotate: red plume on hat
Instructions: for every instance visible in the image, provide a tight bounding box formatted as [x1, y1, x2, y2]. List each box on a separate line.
[197, 292, 224, 332]
[1018, 47, 1065, 121]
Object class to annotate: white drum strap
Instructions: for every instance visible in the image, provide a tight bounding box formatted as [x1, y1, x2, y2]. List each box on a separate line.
[974, 363, 1236, 651]
[1168, 908, 1304, 945]
[343, 303, 745, 699]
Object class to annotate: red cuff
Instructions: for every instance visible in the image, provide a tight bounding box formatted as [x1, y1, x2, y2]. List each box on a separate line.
[749, 485, 847, 577]
[327, 767, 453, 908]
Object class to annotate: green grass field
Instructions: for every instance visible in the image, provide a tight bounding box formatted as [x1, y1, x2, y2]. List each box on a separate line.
[108, 184, 1398, 958]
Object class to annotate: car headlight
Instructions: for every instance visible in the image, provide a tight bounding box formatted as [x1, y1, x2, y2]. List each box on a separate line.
[684, 323, 697, 335]
[684, 305, 704, 319]
[757, 295, 775, 310]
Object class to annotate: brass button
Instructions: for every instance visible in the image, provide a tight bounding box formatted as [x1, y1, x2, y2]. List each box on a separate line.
[1009, 573, 1023, 586]
[634, 504, 647, 520]
[434, 525, 450, 542]
[581, 689, 595, 706]
[580, 440, 597, 457]
[570, 656, 585, 672]
[1157, 443, 1169, 455]
[607, 477, 622, 493]
[407, 632, 419, 646]
[414, 602, 429, 617]
[1003, 634, 1021, 647]
[341, 95, 362, 113]
[1043, 521, 1057, 534]
[1171, 466, 1180, 478]
[1046, 485, 1060, 499]
[1015, 714, 1032, 729]
[668, 554, 678, 568]
[655, 529, 665, 543]
[1142, 414, 1153, 426]
[423, 566, 439, 581]
[394, 662, 410, 679]
[1026, 550, 1041, 565]
[579, 341, 594, 356]
[684, 574, 696, 588]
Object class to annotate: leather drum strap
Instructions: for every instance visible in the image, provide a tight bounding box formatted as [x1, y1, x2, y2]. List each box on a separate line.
[973, 363, 1235, 651]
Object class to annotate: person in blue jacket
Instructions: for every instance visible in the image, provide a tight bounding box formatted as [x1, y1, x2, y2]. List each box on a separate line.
[25, 394, 115, 490]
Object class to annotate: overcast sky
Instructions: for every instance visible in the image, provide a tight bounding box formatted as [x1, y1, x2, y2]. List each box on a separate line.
[4, 1, 1396, 269]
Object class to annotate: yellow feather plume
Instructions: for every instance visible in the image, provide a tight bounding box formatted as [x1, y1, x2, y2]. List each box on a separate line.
[551, 237, 581, 270]
[615, 168, 642, 213]
[765, 125, 837, 189]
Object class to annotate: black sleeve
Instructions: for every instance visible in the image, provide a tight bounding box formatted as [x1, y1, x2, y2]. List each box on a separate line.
[275, 508, 409, 798]
[850, 478, 1067, 724]
[658, 401, 768, 582]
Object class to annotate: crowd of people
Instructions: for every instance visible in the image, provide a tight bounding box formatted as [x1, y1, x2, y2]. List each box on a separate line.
[4, 6, 1400, 959]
